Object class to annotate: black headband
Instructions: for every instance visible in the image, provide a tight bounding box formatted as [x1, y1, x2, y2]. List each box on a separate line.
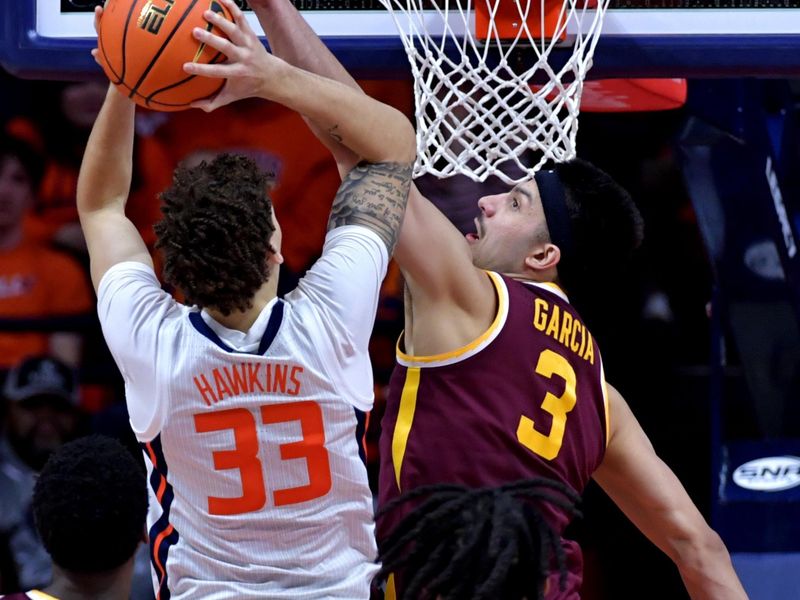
[534, 168, 574, 269]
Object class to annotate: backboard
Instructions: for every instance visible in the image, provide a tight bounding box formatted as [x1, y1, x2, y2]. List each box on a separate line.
[2, 1, 800, 79]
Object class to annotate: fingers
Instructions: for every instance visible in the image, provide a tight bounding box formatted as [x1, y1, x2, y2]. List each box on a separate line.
[192, 8, 249, 60]
[219, 0, 246, 28]
[183, 60, 231, 79]
[203, 0, 254, 47]
[194, 24, 234, 53]
[189, 88, 237, 112]
[222, 0, 257, 39]
[202, 7, 240, 43]
[184, 21, 238, 76]
[93, 5, 103, 35]
[191, 0, 262, 61]
[93, 5, 103, 65]
[190, 99, 215, 112]
[186, 0, 265, 74]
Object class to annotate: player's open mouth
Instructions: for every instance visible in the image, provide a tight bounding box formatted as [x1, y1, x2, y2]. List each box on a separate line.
[465, 218, 481, 243]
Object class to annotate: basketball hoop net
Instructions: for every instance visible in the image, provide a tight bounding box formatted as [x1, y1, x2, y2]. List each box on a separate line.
[379, 0, 610, 184]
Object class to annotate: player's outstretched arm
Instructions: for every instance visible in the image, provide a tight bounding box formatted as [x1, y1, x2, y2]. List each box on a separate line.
[77, 35, 153, 291]
[247, 0, 492, 319]
[184, 0, 414, 171]
[593, 385, 748, 600]
[248, 0, 362, 176]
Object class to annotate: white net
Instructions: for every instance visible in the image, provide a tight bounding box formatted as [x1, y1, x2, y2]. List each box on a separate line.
[379, 0, 610, 184]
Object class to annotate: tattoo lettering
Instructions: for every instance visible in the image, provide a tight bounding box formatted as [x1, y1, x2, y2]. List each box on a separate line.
[327, 161, 413, 253]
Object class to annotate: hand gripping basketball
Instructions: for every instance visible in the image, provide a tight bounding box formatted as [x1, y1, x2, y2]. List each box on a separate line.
[182, 0, 286, 112]
[94, 0, 236, 111]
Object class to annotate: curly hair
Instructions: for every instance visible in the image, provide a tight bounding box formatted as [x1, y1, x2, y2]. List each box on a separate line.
[33, 435, 147, 573]
[154, 153, 276, 315]
[376, 478, 581, 600]
[552, 158, 644, 295]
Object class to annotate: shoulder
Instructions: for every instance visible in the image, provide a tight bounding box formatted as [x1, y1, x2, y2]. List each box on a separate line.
[96, 262, 180, 332]
[294, 226, 388, 299]
[97, 261, 162, 298]
[322, 225, 388, 260]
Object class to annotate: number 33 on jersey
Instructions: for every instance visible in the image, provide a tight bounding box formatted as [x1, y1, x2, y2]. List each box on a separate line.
[194, 399, 332, 515]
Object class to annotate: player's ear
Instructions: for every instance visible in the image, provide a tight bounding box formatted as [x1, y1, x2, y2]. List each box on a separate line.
[524, 242, 560, 272]
[268, 247, 284, 267]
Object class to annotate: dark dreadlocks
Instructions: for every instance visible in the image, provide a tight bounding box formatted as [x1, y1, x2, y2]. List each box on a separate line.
[155, 153, 276, 315]
[376, 478, 581, 600]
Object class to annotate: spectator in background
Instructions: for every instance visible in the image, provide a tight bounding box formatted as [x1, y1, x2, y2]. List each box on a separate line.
[6, 80, 167, 260]
[0, 136, 93, 370]
[0, 356, 86, 593]
[0, 435, 148, 600]
[5, 81, 107, 252]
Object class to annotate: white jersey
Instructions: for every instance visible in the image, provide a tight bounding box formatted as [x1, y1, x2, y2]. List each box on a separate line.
[97, 226, 387, 599]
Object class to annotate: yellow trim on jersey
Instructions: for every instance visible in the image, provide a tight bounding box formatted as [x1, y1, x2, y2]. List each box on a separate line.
[396, 271, 507, 364]
[600, 361, 610, 448]
[386, 574, 397, 600]
[537, 281, 567, 296]
[27, 592, 61, 600]
[392, 367, 421, 489]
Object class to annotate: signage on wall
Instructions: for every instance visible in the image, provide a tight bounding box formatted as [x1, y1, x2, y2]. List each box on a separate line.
[732, 456, 800, 492]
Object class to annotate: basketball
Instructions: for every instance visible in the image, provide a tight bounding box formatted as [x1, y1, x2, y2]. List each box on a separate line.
[96, 0, 234, 111]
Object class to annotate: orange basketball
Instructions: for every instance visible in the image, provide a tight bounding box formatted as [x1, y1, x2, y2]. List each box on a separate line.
[97, 0, 233, 111]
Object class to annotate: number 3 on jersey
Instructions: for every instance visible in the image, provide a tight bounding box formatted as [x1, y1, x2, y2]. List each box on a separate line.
[194, 401, 332, 515]
[517, 349, 577, 460]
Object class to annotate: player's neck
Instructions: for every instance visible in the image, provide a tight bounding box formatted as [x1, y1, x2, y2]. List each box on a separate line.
[207, 278, 280, 333]
[504, 266, 557, 285]
[44, 560, 134, 600]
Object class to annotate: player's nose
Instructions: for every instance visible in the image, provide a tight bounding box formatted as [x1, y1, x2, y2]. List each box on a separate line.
[477, 195, 496, 217]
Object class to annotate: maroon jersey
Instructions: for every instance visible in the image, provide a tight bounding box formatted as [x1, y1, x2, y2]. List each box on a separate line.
[378, 272, 609, 598]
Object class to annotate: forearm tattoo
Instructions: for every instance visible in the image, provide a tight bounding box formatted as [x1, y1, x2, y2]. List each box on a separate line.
[328, 161, 413, 253]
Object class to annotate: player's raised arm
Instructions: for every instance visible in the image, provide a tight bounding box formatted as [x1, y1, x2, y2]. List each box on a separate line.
[247, 0, 492, 320]
[592, 385, 748, 600]
[77, 19, 153, 292]
[185, 0, 413, 167]
[185, 0, 414, 251]
[247, 0, 362, 176]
